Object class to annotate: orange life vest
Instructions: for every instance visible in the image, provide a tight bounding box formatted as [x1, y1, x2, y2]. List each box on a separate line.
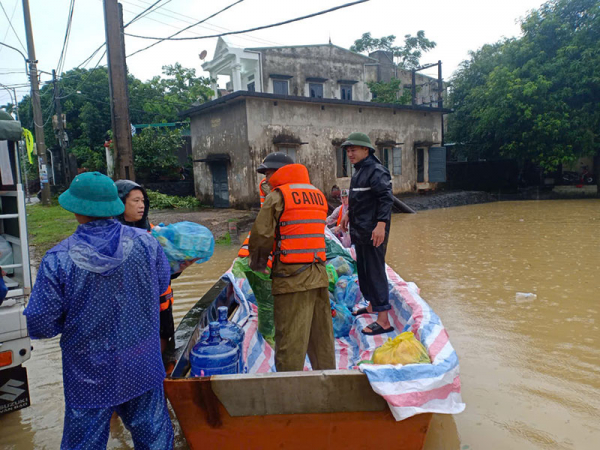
[336, 204, 348, 227]
[270, 164, 328, 265]
[150, 223, 174, 311]
[238, 178, 273, 268]
[259, 178, 268, 207]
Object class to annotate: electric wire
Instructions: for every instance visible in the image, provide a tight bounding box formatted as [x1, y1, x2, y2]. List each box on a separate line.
[0, 0, 26, 52]
[56, 0, 76, 75]
[127, 0, 245, 58]
[123, 0, 167, 27]
[121, 0, 280, 46]
[125, 0, 369, 42]
[0, 0, 19, 55]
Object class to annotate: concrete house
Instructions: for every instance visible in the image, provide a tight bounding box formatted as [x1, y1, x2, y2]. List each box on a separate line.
[185, 39, 449, 208]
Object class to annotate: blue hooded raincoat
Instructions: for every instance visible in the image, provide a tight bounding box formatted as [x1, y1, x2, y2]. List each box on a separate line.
[24, 219, 170, 408]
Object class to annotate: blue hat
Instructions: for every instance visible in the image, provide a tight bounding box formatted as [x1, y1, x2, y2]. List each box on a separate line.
[59, 172, 125, 217]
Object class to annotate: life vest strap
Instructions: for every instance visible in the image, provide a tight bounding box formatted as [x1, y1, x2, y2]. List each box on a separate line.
[279, 233, 324, 240]
[279, 219, 326, 226]
[274, 247, 326, 255]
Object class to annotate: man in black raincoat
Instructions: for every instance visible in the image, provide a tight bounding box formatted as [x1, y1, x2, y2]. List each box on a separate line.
[340, 132, 395, 335]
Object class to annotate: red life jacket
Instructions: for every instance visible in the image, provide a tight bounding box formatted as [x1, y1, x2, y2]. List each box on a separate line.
[269, 164, 328, 264]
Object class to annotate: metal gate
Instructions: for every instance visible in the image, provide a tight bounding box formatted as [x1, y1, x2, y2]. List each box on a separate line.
[210, 162, 229, 208]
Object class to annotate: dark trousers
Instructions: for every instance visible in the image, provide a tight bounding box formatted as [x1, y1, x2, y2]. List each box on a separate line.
[355, 242, 391, 312]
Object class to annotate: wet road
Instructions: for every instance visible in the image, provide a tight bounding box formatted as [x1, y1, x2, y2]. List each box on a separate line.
[1, 200, 599, 449]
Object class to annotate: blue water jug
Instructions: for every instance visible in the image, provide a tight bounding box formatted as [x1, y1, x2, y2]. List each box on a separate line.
[201, 306, 245, 372]
[190, 322, 239, 377]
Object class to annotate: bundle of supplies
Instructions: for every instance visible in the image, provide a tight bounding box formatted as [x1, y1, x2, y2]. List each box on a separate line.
[151, 221, 214, 273]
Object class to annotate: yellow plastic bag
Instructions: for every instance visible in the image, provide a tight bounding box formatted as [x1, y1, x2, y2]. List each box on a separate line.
[372, 331, 431, 365]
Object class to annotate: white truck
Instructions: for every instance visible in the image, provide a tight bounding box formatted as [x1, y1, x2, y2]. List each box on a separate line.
[0, 113, 32, 415]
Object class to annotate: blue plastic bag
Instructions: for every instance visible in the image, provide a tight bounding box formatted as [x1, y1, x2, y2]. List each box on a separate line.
[334, 275, 362, 310]
[330, 299, 353, 338]
[329, 256, 353, 277]
[151, 221, 214, 273]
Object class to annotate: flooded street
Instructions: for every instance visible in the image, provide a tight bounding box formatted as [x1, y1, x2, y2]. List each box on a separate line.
[2, 200, 599, 449]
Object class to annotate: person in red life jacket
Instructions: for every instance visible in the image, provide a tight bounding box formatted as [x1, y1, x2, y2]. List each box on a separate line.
[339, 132, 395, 336]
[114, 180, 197, 354]
[248, 157, 336, 372]
[238, 153, 294, 265]
[326, 188, 351, 247]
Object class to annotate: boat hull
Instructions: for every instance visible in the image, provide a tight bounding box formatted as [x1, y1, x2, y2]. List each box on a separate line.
[165, 374, 432, 450]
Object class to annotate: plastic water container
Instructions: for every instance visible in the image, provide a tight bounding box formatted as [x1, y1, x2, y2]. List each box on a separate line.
[201, 306, 245, 372]
[190, 322, 239, 377]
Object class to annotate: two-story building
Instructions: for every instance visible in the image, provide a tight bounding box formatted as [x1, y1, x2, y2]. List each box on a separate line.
[185, 38, 449, 208]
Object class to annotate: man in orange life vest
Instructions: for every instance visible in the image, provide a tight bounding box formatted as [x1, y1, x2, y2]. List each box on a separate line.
[237, 153, 294, 261]
[248, 156, 336, 372]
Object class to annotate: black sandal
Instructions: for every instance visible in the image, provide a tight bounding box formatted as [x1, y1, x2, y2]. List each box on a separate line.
[352, 307, 371, 316]
[361, 322, 395, 336]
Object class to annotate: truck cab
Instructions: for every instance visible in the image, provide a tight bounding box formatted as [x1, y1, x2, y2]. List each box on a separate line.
[0, 113, 32, 415]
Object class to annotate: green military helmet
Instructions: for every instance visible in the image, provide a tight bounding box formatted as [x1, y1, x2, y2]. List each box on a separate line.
[340, 132, 375, 152]
[59, 172, 125, 217]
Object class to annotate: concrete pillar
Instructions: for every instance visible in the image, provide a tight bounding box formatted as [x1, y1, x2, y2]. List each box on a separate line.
[255, 68, 262, 92]
[209, 72, 218, 99]
[231, 64, 242, 91]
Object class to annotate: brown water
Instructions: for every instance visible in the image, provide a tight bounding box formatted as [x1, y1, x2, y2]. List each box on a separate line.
[1, 200, 599, 449]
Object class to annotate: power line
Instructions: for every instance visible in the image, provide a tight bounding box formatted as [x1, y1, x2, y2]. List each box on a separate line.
[123, 0, 167, 27]
[0, 0, 26, 52]
[58, 48, 107, 100]
[127, 0, 245, 58]
[121, 0, 280, 47]
[125, 0, 369, 42]
[0, 0, 19, 54]
[56, 0, 76, 75]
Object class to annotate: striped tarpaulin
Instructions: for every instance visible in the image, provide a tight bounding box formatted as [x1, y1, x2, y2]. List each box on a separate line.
[218, 232, 465, 421]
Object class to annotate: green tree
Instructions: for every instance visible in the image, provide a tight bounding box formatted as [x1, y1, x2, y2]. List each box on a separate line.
[350, 31, 436, 69]
[367, 78, 413, 105]
[351, 31, 436, 105]
[139, 63, 213, 122]
[447, 0, 600, 172]
[3, 63, 212, 177]
[132, 127, 182, 181]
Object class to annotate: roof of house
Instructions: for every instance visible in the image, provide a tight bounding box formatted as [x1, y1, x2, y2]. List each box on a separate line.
[180, 91, 452, 118]
[245, 43, 378, 62]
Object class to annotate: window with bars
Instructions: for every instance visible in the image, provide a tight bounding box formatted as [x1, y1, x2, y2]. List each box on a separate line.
[341, 85, 352, 100]
[273, 80, 288, 95]
[309, 83, 323, 98]
[276, 146, 297, 162]
[392, 147, 402, 175]
[380, 147, 390, 170]
[336, 147, 355, 178]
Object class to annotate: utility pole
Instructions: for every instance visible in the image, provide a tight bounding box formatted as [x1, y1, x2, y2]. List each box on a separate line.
[103, 0, 135, 181]
[52, 70, 71, 184]
[22, 0, 51, 204]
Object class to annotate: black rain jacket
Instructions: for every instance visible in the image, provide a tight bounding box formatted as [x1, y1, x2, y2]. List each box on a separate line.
[348, 154, 394, 244]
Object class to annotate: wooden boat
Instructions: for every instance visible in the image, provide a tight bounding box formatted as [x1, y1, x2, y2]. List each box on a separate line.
[163, 240, 462, 449]
[164, 279, 431, 449]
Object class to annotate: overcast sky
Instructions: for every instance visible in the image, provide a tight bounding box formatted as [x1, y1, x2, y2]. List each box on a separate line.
[1, 0, 547, 105]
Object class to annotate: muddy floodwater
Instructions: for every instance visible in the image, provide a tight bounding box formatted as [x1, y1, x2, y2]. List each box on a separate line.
[1, 200, 599, 449]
